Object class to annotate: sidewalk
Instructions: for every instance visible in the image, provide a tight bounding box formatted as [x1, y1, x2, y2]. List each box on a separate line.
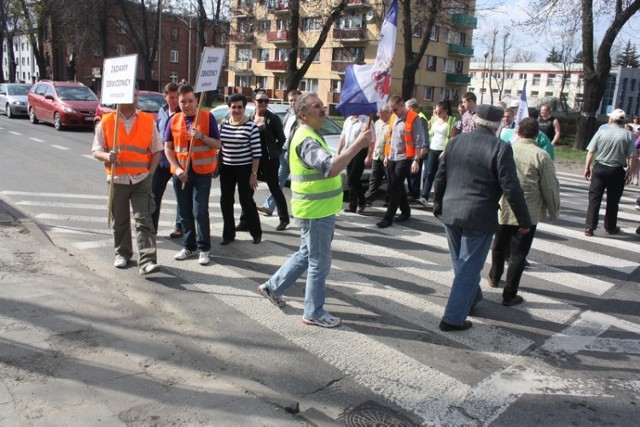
[0, 201, 308, 426]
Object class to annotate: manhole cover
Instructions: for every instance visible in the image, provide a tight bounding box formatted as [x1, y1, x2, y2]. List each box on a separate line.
[339, 401, 417, 427]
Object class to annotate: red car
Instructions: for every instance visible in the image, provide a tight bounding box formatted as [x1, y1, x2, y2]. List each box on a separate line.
[28, 80, 99, 130]
[93, 90, 165, 131]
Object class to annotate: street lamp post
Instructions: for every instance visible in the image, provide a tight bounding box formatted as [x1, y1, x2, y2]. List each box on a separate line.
[480, 51, 489, 104]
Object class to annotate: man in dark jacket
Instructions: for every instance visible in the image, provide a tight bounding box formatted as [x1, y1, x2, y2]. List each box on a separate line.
[433, 104, 531, 332]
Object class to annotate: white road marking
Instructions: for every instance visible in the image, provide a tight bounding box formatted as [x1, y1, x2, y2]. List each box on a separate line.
[1, 191, 106, 200]
[536, 221, 640, 254]
[82, 154, 98, 161]
[29, 137, 45, 142]
[8, 131, 20, 135]
[50, 144, 70, 150]
[17, 201, 105, 210]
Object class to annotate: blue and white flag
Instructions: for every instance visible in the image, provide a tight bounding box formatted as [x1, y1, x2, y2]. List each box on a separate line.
[336, 0, 397, 117]
[514, 79, 529, 126]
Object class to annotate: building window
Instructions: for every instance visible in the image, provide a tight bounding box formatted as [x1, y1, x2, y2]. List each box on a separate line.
[258, 20, 271, 32]
[275, 48, 288, 61]
[531, 90, 539, 96]
[277, 77, 287, 90]
[170, 50, 179, 63]
[532, 74, 541, 85]
[444, 59, 457, 73]
[299, 78, 318, 92]
[235, 75, 251, 87]
[504, 89, 511, 95]
[517, 90, 522, 96]
[237, 49, 252, 61]
[563, 74, 571, 84]
[547, 74, 556, 86]
[302, 17, 322, 32]
[276, 19, 289, 31]
[505, 72, 514, 79]
[332, 47, 365, 62]
[171, 28, 179, 41]
[338, 14, 364, 29]
[426, 55, 437, 71]
[412, 24, 422, 38]
[170, 72, 178, 83]
[258, 49, 269, 62]
[424, 86, 434, 101]
[116, 44, 126, 55]
[519, 73, 527, 80]
[430, 25, 439, 41]
[116, 20, 127, 34]
[545, 91, 554, 97]
[299, 48, 320, 63]
[255, 76, 267, 89]
[331, 79, 342, 92]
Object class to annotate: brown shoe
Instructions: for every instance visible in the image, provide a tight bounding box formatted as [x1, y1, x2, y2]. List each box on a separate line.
[584, 228, 594, 237]
[486, 274, 498, 288]
[257, 206, 273, 216]
[169, 228, 183, 238]
[604, 227, 621, 235]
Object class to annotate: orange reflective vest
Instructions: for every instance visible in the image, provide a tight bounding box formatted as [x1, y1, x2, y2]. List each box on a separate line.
[102, 111, 154, 177]
[384, 109, 418, 158]
[170, 111, 217, 175]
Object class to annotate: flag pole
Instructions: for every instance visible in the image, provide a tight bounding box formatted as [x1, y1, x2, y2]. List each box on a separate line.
[106, 104, 121, 226]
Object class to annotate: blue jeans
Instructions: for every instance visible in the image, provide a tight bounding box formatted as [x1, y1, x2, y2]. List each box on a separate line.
[263, 150, 290, 213]
[266, 215, 335, 320]
[442, 225, 493, 326]
[420, 149, 443, 201]
[173, 173, 211, 252]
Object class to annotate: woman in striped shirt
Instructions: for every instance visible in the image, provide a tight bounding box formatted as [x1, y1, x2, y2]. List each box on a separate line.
[219, 93, 263, 245]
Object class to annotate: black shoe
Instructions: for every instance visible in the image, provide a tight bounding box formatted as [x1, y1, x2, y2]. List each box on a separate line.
[396, 213, 411, 222]
[486, 274, 498, 288]
[605, 226, 621, 235]
[523, 259, 530, 268]
[236, 222, 249, 232]
[636, 225, 640, 236]
[252, 235, 262, 244]
[438, 320, 473, 331]
[344, 206, 357, 213]
[275, 220, 289, 231]
[584, 228, 594, 236]
[365, 199, 373, 207]
[356, 205, 366, 214]
[376, 219, 392, 228]
[220, 238, 234, 246]
[407, 195, 417, 203]
[502, 295, 524, 306]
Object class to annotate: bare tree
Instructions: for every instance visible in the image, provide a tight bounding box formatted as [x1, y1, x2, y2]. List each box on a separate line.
[512, 49, 537, 62]
[525, 0, 640, 149]
[115, 0, 161, 90]
[16, 0, 50, 80]
[556, 21, 581, 112]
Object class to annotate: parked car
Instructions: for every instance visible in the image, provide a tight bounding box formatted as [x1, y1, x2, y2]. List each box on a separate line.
[0, 83, 32, 118]
[28, 80, 99, 130]
[211, 103, 372, 189]
[93, 90, 165, 131]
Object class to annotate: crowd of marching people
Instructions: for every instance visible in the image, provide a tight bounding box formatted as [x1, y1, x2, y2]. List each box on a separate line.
[92, 86, 639, 330]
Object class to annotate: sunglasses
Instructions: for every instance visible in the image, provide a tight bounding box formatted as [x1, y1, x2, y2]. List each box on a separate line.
[230, 105, 244, 110]
[256, 99, 269, 104]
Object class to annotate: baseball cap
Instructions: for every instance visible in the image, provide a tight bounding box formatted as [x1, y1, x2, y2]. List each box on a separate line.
[609, 108, 626, 121]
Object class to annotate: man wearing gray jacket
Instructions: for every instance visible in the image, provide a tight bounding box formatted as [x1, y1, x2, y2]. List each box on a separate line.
[433, 104, 531, 331]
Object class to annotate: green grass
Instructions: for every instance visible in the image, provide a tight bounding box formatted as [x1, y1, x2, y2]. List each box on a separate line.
[554, 145, 586, 163]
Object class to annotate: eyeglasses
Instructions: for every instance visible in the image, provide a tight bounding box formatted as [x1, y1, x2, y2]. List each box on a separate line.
[230, 105, 244, 110]
[256, 99, 269, 104]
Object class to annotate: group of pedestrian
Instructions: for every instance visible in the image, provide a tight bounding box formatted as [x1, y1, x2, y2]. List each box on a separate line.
[92, 85, 638, 331]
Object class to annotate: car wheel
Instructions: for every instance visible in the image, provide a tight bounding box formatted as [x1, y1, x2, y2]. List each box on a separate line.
[54, 112, 63, 131]
[29, 107, 38, 124]
[6, 104, 13, 119]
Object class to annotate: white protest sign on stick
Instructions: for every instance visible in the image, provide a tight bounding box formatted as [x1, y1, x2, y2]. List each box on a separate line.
[101, 54, 138, 104]
[193, 47, 225, 93]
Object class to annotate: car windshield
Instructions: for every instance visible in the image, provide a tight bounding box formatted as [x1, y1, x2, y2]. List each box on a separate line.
[56, 86, 98, 101]
[137, 94, 165, 112]
[8, 85, 31, 96]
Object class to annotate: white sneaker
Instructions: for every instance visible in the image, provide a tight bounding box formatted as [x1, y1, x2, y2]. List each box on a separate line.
[113, 255, 128, 268]
[139, 262, 160, 275]
[634, 205, 640, 211]
[174, 249, 197, 260]
[417, 197, 428, 207]
[199, 251, 210, 265]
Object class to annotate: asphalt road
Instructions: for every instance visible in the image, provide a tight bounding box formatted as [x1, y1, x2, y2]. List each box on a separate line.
[1, 113, 639, 426]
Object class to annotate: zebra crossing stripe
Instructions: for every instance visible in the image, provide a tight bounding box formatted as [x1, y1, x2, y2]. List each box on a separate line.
[1, 191, 106, 199]
[537, 221, 640, 254]
[51, 145, 70, 150]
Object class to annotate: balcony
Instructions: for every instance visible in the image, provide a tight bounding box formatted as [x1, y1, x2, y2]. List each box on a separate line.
[446, 73, 471, 85]
[451, 13, 478, 29]
[229, 33, 254, 44]
[333, 27, 368, 43]
[448, 44, 474, 57]
[331, 61, 364, 73]
[267, 30, 290, 43]
[231, 61, 252, 73]
[265, 60, 287, 71]
[233, 7, 252, 18]
[267, 0, 289, 13]
[346, 0, 371, 9]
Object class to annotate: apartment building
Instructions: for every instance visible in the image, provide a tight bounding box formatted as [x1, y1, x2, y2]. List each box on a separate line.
[2, 34, 40, 83]
[468, 62, 640, 116]
[227, 0, 477, 110]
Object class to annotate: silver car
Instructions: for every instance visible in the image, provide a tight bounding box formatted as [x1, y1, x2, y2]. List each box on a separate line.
[0, 83, 32, 118]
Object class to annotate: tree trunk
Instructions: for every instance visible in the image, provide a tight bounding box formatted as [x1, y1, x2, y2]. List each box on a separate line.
[401, 64, 417, 100]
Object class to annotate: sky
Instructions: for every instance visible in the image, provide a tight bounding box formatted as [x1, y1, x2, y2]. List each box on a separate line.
[474, 0, 640, 63]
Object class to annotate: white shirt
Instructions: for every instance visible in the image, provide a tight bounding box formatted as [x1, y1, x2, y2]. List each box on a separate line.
[340, 115, 369, 150]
